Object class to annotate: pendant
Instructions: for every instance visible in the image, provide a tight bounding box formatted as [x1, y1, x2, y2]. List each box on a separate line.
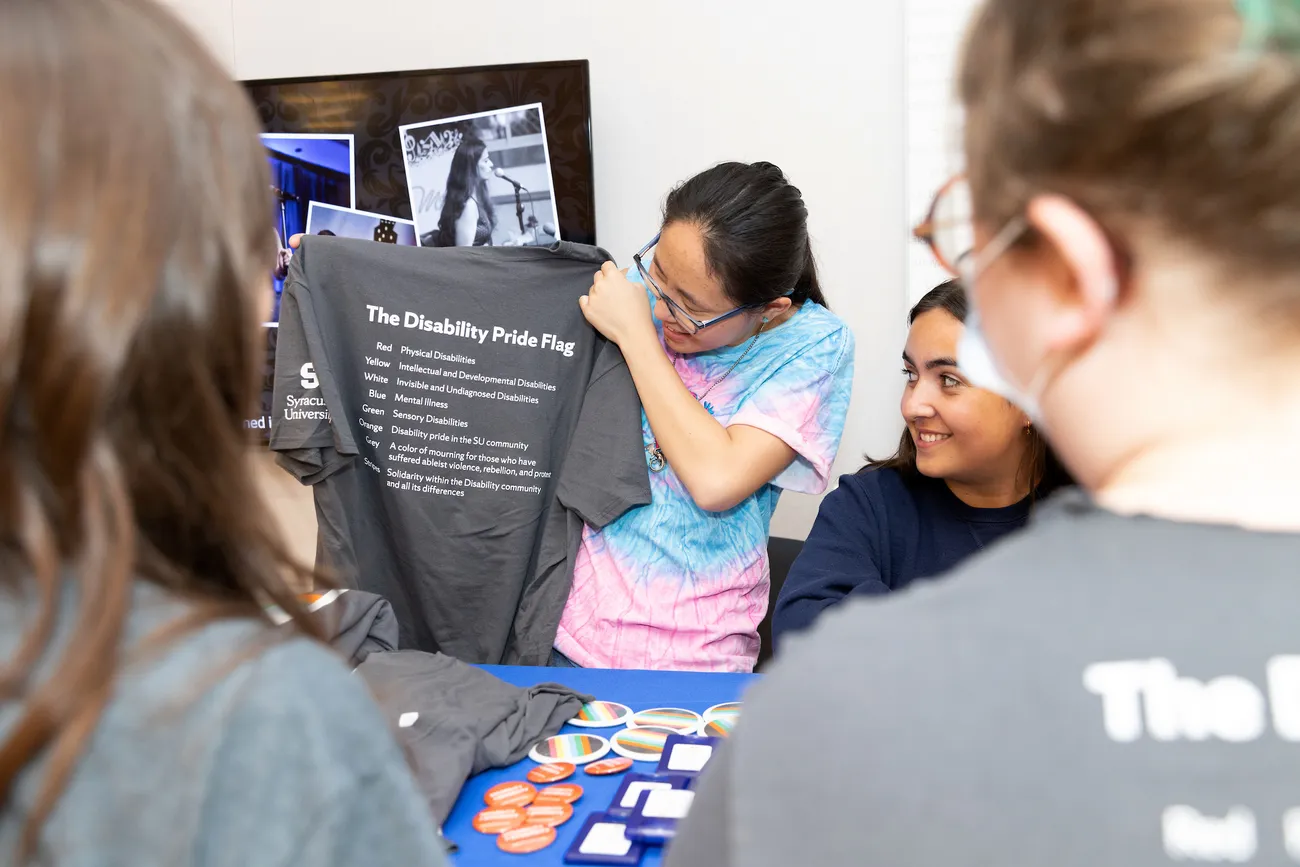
[646, 444, 666, 473]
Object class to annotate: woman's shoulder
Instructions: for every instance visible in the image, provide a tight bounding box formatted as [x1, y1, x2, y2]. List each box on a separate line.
[0, 585, 405, 812]
[846, 465, 951, 514]
[833, 466, 922, 509]
[792, 302, 853, 343]
[108, 613, 408, 814]
[805, 470, 937, 545]
[170, 619, 390, 752]
[775, 303, 854, 370]
[101, 590, 397, 774]
[33, 594, 440, 864]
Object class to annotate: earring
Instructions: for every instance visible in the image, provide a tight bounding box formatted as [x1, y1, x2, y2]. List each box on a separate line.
[762, 316, 769, 323]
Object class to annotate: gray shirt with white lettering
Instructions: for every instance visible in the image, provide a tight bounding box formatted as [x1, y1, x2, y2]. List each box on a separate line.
[271, 238, 648, 664]
[670, 491, 1300, 866]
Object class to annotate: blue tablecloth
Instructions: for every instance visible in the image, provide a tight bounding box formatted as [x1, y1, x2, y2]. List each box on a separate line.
[443, 665, 758, 866]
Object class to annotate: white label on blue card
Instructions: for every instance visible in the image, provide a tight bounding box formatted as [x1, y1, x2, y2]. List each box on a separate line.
[667, 743, 713, 772]
[643, 789, 695, 819]
[621, 781, 672, 808]
[580, 823, 633, 856]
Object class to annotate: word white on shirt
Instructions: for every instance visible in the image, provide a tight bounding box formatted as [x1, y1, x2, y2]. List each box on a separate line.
[283, 393, 330, 422]
[1160, 807, 1300, 863]
[1163, 806, 1256, 863]
[1282, 809, 1300, 862]
[1084, 657, 1300, 742]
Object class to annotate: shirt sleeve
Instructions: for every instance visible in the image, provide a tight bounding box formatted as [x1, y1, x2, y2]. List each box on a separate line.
[269, 244, 356, 485]
[555, 338, 652, 528]
[727, 326, 855, 495]
[771, 475, 887, 648]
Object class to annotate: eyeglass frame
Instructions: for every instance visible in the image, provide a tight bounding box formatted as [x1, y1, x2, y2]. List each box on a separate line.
[633, 233, 791, 335]
[912, 172, 1029, 286]
[912, 173, 970, 277]
[909, 171, 1029, 284]
[909, 172, 1029, 284]
[912, 172, 1143, 294]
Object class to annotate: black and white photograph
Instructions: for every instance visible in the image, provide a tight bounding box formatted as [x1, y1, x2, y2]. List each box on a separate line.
[306, 202, 417, 246]
[400, 104, 560, 249]
[264, 133, 355, 322]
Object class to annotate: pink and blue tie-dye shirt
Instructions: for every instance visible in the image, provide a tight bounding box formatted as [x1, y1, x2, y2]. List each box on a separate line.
[555, 271, 855, 673]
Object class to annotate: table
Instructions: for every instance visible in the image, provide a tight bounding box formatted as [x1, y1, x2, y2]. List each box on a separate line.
[443, 665, 758, 866]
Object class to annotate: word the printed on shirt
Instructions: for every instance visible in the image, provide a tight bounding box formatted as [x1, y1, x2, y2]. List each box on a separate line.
[365, 305, 575, 357]
[1084, 657, 1300, 743]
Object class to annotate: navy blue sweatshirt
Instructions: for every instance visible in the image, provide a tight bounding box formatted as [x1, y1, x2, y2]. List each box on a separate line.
[772, 467, 1032, 647]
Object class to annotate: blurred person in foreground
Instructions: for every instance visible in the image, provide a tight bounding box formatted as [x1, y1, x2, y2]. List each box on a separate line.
[670, 0, 1300, 864]
[0, 0, 447, 864]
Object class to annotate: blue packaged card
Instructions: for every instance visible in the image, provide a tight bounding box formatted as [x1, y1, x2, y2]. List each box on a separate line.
[654, 733, 720, 777]
[625, 785, 697, 844]
[608, 772, 690, 818]
[563, 812, 646, 865]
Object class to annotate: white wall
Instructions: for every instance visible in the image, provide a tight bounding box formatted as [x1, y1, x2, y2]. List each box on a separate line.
[905, 0, 979, 303]
[162, 0, 908, 540]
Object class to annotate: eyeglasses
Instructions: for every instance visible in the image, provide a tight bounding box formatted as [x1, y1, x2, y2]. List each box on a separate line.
[912, 173, 1026, 287]
[633, 234, 781, 335]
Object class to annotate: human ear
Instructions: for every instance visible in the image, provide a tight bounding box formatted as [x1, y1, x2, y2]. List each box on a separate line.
[1025, 195, 1120, 356]
[764, 297, 794, 318]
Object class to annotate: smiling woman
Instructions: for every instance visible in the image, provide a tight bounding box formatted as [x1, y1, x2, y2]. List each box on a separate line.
[881, 280, 1050, 503]
[770, 280, 1070, 646]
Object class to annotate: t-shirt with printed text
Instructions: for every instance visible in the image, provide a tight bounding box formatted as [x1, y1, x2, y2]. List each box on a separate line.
[271, 238, 649, 665]
[670, 491, 1300, 866]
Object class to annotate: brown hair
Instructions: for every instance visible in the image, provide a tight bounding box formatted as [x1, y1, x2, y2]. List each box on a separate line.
[0, 0, 323, 858]
[958, 0, 1300, 317]
[865, 281, 1070, 498]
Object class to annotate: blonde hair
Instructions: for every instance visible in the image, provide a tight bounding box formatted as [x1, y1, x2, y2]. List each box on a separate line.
[959, 0, 1300, 315]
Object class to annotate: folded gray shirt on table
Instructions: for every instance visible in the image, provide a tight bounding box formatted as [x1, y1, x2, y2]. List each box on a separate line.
[357, 649, 591, 825]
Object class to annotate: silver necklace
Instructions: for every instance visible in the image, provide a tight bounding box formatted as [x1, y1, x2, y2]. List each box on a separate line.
[645, 320, 768, 473]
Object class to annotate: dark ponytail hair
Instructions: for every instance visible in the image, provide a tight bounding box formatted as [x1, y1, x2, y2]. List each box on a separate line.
[662, 161, 828, 309]
[865, 280, 1072, 499]
[436, 135, 495, 247]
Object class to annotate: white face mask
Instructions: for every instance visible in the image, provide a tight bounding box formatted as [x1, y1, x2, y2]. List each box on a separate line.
[957, 309, 1044, 424]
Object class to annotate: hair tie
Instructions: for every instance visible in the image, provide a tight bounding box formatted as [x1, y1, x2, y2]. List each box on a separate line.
[1237, 0, 1300, 55]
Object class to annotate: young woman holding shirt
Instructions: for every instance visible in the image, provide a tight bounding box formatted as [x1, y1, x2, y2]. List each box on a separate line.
[771, 280, 1069, 646]
[672, 0, 1300, 863]
[555, 162, 855, 673]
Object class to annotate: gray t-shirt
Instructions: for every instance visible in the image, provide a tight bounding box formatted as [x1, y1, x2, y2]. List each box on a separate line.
[0, 582, 447, 867]
[670, 491, 1300, 866]
[271, 238, 648, 665]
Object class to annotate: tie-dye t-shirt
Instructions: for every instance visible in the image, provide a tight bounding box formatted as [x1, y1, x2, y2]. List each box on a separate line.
[555, 270, 855, 673]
